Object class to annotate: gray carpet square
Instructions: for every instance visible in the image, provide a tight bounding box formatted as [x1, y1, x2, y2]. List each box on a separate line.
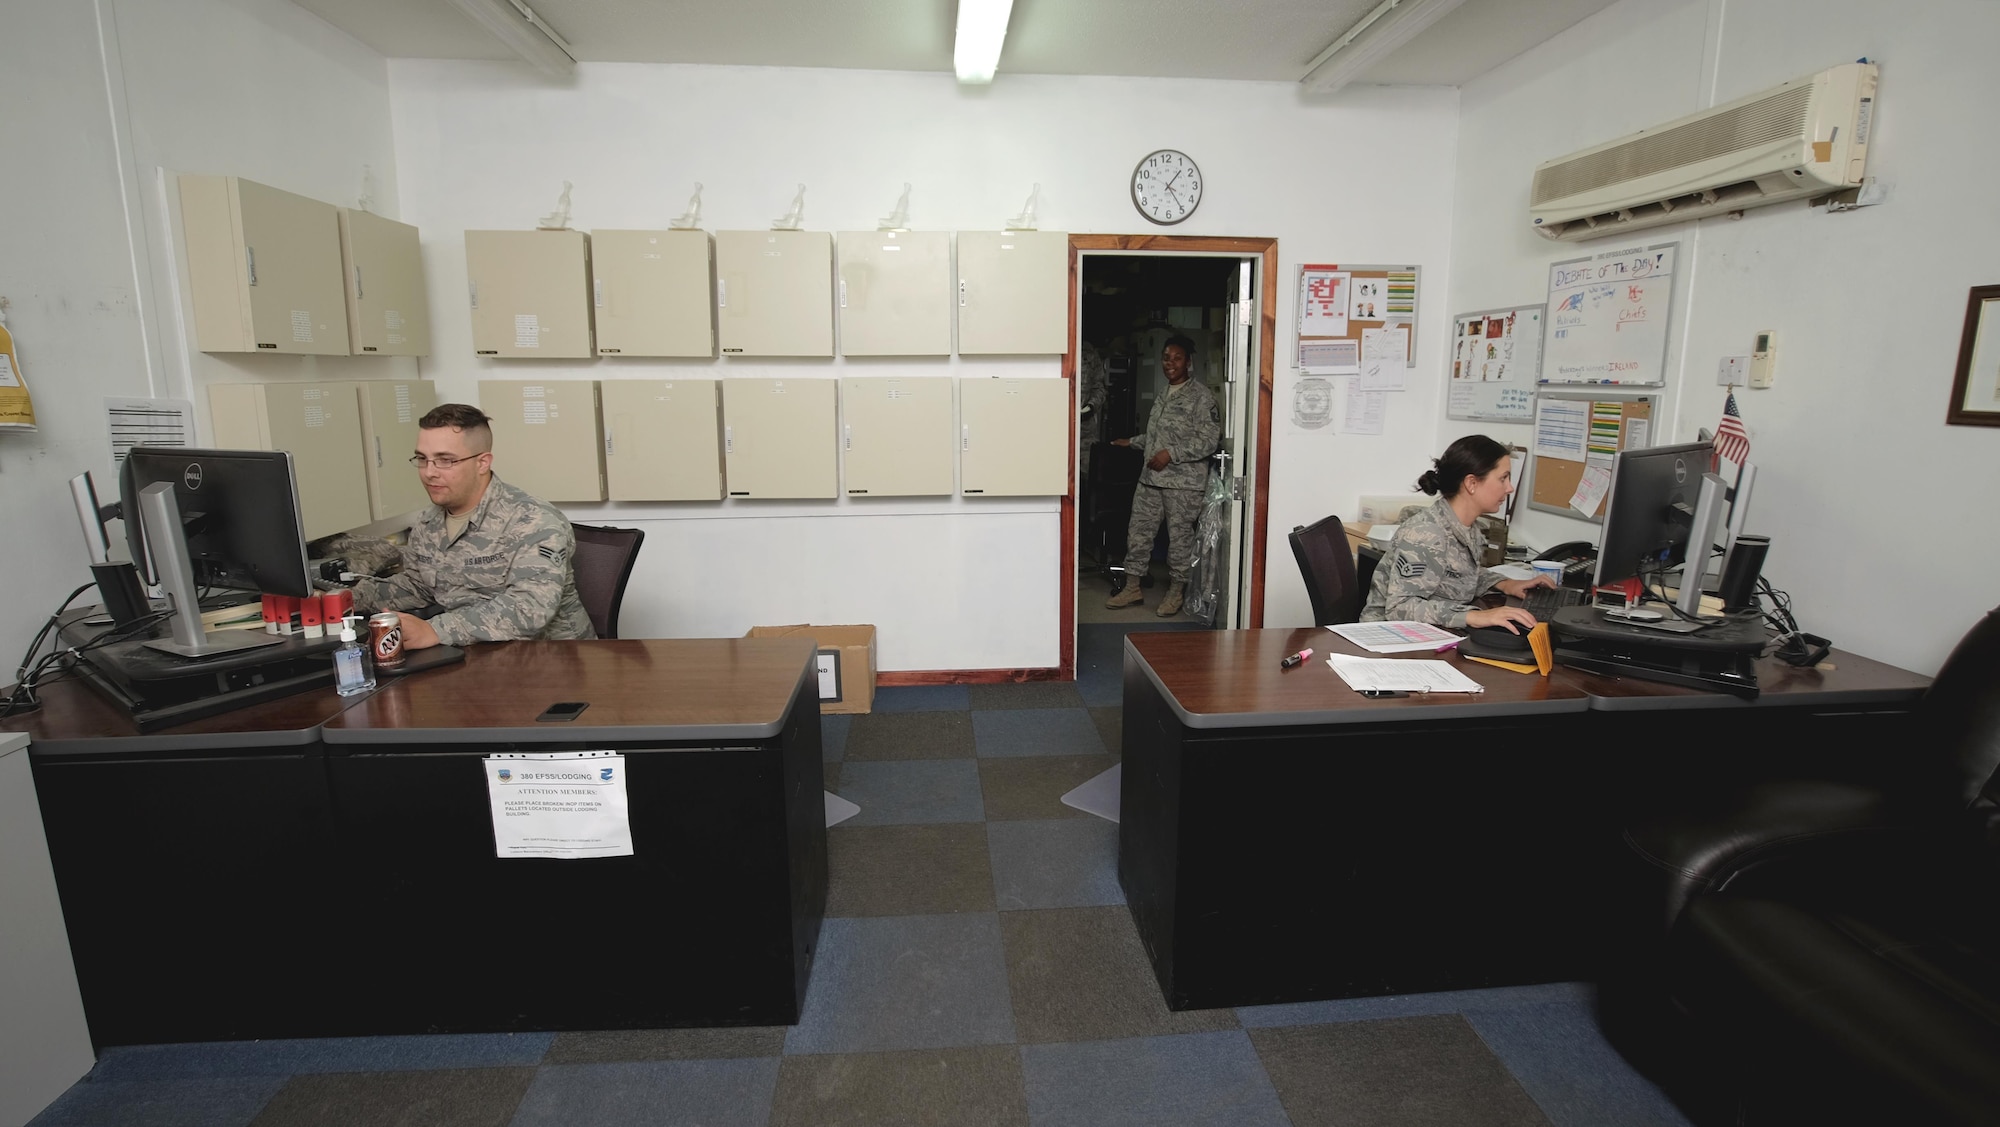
[27, 1076, 287, 1127]
[542, 1026, 787, 1064]
[508, 1059, 779, 1127]
[987, 819, 1123, 910]
[827, 824, 995, 916]
[872, 685, 970, 712]
[245, 1068, 534, 1127]
[1465, 1000, 1692, 1127]
[971, 709, 1108, 758]
[831, 760, 984, 826]
[844, 711, 976, 760]
[90, 1035, 554, 1081]
[784, 915, 1015, 1055]
[768, 1046, 1029, 1127]
[978, 755, 1118, 821]
[1235, 982, 1593, 1029]
[822, 714, 852, 761]
[1249, 1016, 1553, 1127]
[967, 682, 1084, 710]
[1088, 707, 1122, 756]
[999, 906, 1237, 1044]
[1020, 1031, 1290, 1127]
[823, 763, 842, 793]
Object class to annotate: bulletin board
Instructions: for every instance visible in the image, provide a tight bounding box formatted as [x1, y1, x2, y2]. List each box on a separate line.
[1446, 304, 1544, 422]
[1295, 263, 1421, 382]
[1541, 242, 1677, 386]
[1525, 392, 1656, 520]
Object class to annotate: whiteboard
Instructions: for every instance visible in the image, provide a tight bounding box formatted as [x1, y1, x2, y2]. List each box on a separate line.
[1445, 304, 1543, 422]
[1541, 242, 1677, 386]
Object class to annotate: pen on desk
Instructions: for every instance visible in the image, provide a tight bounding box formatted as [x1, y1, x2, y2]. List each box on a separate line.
[1280, 647, 1313, 669]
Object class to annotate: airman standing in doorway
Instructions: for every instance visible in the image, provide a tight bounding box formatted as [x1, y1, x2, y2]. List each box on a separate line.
[1106, 335, 1221, 617]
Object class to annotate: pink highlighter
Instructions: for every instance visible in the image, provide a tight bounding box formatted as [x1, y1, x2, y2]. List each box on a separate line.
[1281, 647, 1313, 669]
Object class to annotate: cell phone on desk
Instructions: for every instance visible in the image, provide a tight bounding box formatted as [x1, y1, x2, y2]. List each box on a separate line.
[1358, 689, 1410, 699]
[535, 701, 589, 722]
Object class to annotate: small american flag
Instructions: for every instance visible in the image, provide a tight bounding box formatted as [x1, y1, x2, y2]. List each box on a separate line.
[1713, 391, 1750, 466]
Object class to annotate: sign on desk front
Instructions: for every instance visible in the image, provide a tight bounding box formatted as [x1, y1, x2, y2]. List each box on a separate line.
[483, 751, 634, 859]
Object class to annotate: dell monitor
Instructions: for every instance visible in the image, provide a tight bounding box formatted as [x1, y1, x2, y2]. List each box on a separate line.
[119, 447, 312, 658]
[1592, 440, 1730, 614]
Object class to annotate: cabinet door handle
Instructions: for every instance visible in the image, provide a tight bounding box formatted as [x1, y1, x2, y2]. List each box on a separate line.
[353, 265, 364, 300]
[245, 246, 258, 287]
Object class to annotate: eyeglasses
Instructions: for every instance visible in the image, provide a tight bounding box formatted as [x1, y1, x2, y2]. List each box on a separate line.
[408, 454, 483, 470]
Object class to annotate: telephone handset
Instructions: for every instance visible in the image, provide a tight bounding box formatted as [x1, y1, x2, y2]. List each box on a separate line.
[1535, 541, 1598, 588]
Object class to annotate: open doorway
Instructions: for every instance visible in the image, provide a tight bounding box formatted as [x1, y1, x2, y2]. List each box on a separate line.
[1078, 254, 1242, 625]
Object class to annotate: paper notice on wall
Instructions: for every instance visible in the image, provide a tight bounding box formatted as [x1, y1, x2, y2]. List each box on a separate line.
[484, 751, 633, 859]
[395, 384, 413, 424]
[1350, 277, 1389, 323]
[514, 313, 540, 349]
[1534, 398, 1590, 460]
[291, 310, 313, 343]
[1340, 377, 1386, 435]
[303, 404, 325, 428]
[523, 399, 548, 425]
[385, 308, 406, 346]
[1291, 375, 1335, 431]
[104, 397, 194, 463]
[1569, 456, 1613, 517]
[1358, 359, 1404, 392]
[1384, 271, 1417, 320]
[1361, 326, 1408, 364]
[1626, 417, 1650, 450]
[1298, 338, 1359, 375]
[1298, 268, 1350, 338]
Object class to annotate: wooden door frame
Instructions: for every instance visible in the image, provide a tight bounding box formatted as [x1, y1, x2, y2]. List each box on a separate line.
[878, 233, 1276, 687]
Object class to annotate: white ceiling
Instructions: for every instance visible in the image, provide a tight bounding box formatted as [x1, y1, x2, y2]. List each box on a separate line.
[293, 0, 1617, 86]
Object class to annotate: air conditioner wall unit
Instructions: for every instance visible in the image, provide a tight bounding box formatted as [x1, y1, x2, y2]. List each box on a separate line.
[1529, 62, 1878, 242]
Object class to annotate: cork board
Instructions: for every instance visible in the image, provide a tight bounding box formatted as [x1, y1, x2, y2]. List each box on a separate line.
[1295, 263, 1420, 376]
[1526, 392, 1656, 520]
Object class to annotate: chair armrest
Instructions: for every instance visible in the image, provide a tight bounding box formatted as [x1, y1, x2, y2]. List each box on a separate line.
[1623, 779, 1899, 934]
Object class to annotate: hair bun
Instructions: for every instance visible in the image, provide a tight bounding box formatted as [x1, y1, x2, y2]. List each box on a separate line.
[1415, 469, 1442, 495]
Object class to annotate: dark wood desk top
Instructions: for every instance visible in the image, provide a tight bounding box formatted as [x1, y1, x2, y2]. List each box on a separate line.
[1, 673, 353, 757]
[1125, 628, 1594, 729]
[1126, 629, 1930, 728]
[320, 637, 819, 744]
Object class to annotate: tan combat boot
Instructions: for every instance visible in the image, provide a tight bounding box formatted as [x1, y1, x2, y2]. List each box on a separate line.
[1105, 575, 1146, 609]
[1155, 580, 1186, 617]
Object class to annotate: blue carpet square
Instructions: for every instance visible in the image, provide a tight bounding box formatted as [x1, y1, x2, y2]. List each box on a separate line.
[832, 760, 984, 825]
[1076, 670, 1122, 709]
[872, 685, 971, 712]
[27, 1076, 286, 1127]
[87, 1033, 554, 1081]
[987, 819, 1123, 910]
[1465, 1000, 1693, 1127]
[822, 714, 851, 761]
[1021, 1031, 1290, 1127]
[1235, 982, 1592, 1028]
[784, 915, 1016, 1055]
[508, 1059, 780, 1127]
[972, 709, 1108, 759]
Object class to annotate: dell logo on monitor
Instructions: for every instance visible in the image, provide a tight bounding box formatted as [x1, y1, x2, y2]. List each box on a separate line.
[1672, 459, 1687, 484]
[183, 463, 204, 490]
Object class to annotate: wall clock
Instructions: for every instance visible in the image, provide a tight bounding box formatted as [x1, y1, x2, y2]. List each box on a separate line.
[1131, 149, 1202, 225]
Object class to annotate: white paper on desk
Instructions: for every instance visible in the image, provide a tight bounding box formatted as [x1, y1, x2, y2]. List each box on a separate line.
[1327, 620, 1460, 653]
[484, 751, 633, 859]
[1490, 564, 1538, 581]
[1327, 654, 1486, 694]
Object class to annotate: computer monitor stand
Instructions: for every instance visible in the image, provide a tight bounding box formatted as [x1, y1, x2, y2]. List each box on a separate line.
[137, 481, 282, 659]
[1676, 472, 1731, 619]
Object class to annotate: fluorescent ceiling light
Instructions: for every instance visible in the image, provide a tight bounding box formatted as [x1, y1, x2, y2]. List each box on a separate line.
[1300, 0, 1467, 94]
[954, 0, 1016, 84]
[446, 0, 577, 78]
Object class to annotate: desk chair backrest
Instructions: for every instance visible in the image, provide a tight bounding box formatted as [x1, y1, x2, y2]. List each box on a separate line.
[569, 523, 645, 639]
[1921, 607, 2000, 834]
[1289, 515, 1361, 626]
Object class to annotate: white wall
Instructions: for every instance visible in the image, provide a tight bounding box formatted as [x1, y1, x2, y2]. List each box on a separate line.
[0, 0, 400, 668]
[1445, 0, 2000, 675]
[388, 62, 1461, 663]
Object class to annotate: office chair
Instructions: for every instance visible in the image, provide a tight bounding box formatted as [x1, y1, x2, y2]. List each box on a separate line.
[568, 523, 645, 639]
[1288, 515, 1362, 625]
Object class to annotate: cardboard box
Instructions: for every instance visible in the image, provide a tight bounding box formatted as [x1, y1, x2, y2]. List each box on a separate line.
[746, 624, 878, 714]
[1357, 493, 1430, 524]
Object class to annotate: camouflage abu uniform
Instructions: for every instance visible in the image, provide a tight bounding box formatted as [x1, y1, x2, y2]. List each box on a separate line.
[1359, 495, 1502, 628]
[1078, 342, 1109, 479]
[1119, 379, 1222, 583]
[351, 474, 596, 645]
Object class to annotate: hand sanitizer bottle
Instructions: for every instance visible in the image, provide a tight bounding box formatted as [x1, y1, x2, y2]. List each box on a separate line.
[333, 614, 375, 696]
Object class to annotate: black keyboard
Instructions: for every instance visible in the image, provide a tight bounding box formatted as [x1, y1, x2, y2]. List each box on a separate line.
[1522, 586, 1588, 620]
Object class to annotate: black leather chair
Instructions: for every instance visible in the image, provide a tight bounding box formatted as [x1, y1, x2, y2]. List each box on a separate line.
[1603, 607, 2000, 1126]
[1288, 516, 1362, 625]
[569, 523, 644, 639]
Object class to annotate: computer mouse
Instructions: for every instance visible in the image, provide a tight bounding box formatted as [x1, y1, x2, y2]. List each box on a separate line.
[1466, 624, 1533, 654]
